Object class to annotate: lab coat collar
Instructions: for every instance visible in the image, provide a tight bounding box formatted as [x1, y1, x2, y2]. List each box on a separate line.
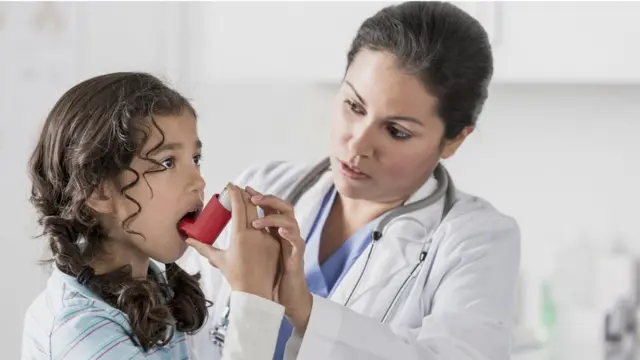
[404, 169, 440, 206]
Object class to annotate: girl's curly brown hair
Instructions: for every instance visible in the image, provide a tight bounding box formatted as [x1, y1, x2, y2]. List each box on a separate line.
[28, 72, 209, 351]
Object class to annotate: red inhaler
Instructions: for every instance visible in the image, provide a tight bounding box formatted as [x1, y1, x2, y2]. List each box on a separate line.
[179, 189, 231, 245]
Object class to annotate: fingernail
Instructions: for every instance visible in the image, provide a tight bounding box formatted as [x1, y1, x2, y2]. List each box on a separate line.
[252, 219, 263, 227]
[251, 195, 263, 201]
[279, 228, 290, 235]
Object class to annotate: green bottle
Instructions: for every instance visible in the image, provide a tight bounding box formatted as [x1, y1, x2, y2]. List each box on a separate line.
[540, 281, 557, 343]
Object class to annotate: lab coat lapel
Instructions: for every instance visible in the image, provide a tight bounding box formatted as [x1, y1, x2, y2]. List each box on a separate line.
[329, 174, 444, 311]
[328, 216, 429, 310]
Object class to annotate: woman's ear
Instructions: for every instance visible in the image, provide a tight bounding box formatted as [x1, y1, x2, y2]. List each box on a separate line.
[86, 182, 115, 214]
[441, 126, 474, 159]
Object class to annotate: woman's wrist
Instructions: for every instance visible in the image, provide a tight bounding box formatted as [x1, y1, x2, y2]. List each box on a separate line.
[233, 282, 273, 301]
[287, 291, 313, 335]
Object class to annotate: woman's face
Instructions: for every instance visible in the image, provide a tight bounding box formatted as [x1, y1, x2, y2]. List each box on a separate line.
[329, 49, 469, 204]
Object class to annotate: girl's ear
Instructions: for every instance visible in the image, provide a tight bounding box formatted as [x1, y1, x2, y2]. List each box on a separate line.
[86, 182, 116, 214]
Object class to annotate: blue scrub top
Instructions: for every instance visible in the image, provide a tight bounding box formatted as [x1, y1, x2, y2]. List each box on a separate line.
[272, 186, 381, 360]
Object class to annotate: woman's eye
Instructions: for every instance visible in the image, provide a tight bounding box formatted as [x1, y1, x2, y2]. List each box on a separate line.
[387, 125, 411, 140]
[161, 158, 175, 169]
[345, 99, 365, 116]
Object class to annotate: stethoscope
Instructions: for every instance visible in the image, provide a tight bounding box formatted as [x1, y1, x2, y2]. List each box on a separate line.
[209, 157, 457, 349]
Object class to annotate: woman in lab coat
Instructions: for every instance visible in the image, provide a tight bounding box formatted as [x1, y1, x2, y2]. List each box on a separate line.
[181, 2, 520, 360]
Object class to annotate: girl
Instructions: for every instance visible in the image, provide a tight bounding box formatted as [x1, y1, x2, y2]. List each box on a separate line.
[22, 72, 284, 360]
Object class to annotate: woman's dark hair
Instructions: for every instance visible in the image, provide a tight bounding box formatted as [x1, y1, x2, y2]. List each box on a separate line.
[347, 1, 493, 139]
[28, 72, 209, 351]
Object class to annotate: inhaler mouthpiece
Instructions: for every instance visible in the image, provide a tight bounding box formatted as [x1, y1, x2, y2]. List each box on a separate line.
[179, 188, 232, 245]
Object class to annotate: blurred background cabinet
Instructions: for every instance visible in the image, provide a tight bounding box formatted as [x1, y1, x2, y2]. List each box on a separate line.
[184, 1, 640, 85]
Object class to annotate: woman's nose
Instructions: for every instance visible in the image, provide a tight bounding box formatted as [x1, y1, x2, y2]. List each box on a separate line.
[348, 122, 375, 158]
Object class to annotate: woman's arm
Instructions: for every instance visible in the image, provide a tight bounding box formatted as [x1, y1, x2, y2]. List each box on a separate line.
[222, 291, 285, 360]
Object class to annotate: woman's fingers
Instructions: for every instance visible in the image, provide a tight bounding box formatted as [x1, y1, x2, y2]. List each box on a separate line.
[246, 187, 295, 217]
[252, 214, 298, 233]
[244, 186, 304, 266]
[245, 186, 281, 235]
[244, 186, 261, 198]
[245, 186, 278, 218]
[185, 238, 224, 269]
[277, 227, 305, 251]
[244, 186, 303, 251]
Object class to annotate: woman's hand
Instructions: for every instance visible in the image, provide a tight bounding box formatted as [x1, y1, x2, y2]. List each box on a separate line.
[186, 183, 281, 300]
[244, 186, 313, 334]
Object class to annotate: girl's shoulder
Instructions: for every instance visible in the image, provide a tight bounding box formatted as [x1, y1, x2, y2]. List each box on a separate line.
[22, 268, 130, 359]
[49, 299, 188, 360]
[24, 266, 188, 360]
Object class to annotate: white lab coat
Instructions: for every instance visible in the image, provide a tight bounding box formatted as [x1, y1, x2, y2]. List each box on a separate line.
[220, 291, 285, 360]
[178, 160, 521, 360]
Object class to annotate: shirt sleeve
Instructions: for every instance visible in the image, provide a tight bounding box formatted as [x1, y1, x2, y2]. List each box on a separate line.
[222, 291, 285, 360]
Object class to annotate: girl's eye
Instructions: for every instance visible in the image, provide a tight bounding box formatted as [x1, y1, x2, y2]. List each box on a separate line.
[193, 154, 202, 166]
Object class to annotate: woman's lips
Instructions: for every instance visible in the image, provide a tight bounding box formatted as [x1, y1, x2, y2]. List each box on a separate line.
[339, 160, 370, 180]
